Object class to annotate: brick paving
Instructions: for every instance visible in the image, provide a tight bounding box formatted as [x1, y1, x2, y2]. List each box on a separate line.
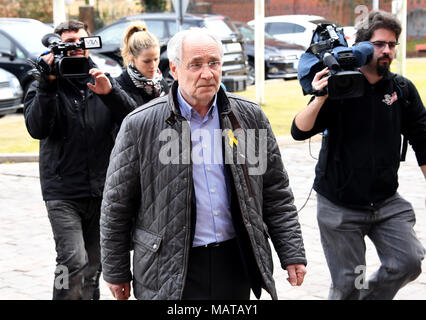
[0, 138, 424, 300]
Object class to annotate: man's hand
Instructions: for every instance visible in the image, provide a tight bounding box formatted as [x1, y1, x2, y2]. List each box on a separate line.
[312, 67, 329, 92]
[87, 68, 112, 95]
[39, 52, 57, 82]
[106, 282, 131, 300]
[285, 264, 307, 286]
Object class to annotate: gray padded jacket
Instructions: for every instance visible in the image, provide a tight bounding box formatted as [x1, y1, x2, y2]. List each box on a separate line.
[100, 82, 307, 300]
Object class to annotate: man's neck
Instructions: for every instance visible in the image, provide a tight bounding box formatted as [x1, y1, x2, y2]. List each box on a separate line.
[360, 65, 383, 85]
[192, 103, 212, 118]
[179, 90, 215, 118]
[178, 88, 216, 119]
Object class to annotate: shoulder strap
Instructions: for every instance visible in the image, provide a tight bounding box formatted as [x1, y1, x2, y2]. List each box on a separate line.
[392, 75, 410, 161]
[393, 75, 410, 104]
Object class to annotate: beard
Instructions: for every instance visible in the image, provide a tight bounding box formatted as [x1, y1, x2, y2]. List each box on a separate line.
[376, 54, 392, 76]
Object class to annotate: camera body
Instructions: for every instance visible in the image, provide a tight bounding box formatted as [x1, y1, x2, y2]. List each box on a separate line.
[37, 33, 102, 78]
[298, 24, 374, 99]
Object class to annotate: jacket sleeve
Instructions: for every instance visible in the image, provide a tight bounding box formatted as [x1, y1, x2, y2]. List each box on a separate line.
[402, 80, 426, 166]
[291, 96, 329, 141]
[100, 116, 141, 284]
[261, 111, 307, 269]
[23, 79, 58, 140]
[97, 76, 138, 125]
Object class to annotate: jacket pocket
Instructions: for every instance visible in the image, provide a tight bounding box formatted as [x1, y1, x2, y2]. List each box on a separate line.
[132, 228, 162, 293]
[133, 228, 162, 252]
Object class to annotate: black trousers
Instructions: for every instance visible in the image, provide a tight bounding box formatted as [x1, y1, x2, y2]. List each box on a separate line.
[46, 198, 102, 300]
[182, 238, 251, 300]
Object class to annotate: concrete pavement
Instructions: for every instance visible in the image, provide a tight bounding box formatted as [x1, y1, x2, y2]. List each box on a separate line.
[0, 139, 425, 300]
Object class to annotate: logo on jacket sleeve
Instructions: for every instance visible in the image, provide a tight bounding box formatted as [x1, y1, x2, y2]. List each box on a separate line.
[382, 92, 398, 106]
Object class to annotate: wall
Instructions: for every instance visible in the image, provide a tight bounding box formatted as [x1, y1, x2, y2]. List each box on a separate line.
[191, 0, 425, 27]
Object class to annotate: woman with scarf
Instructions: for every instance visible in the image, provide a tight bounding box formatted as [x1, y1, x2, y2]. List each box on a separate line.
[88, 21, 168, 110]
[116, 21, 169, 106]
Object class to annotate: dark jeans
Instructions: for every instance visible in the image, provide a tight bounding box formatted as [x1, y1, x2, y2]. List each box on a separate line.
[182, 238, 251, 300]
[46, 198, 102, 300]
[317, 193, 425, 300]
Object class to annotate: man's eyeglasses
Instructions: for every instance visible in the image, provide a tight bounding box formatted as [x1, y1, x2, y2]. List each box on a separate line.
[186, 61, 221, 72]
[371, 41, 399, 50]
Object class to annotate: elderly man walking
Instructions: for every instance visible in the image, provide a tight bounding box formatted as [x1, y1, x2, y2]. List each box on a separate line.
[100, 28, 307, 300]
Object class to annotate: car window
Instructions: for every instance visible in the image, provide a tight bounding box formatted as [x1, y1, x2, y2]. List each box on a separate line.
[168, 20, 203, 37]
[266, 22, 305, 35]
[0, 33, 13, 52]
[0, 21, 53, 55]
[96, 22, 128, 45]
[143, 20, 166, 39]
[238, 25, 254, 42]
[238, 25, 275, 42]
[294, 24, 306, 32]
[203, 19, 236, 37]
[16, 47, 25, 59]
[97, 20, 168, 45]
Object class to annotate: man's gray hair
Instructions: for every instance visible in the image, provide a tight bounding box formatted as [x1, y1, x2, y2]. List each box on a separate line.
[167, 27, 224, 66]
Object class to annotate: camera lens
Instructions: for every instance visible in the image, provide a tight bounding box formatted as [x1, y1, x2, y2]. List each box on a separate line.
[336, 76, 353, 90]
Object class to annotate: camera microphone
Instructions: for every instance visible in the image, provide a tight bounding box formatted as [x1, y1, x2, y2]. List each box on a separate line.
[41, 33, 61, 48]
[323, 53, 340, 72]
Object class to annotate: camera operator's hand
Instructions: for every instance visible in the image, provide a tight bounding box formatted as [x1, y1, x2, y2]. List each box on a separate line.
[87, 68, 112, 95]
[41, 52, 55, 66]
[312, 67, 329, 93]
[294, 67, 330, 132]
[39, 52, 57, 82]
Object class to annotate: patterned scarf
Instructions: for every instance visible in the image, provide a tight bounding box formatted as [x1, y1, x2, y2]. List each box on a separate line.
[127, 63, 163, 97]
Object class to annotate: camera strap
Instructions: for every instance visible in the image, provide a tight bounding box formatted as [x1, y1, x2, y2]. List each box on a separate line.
[392, 75, 410, 162]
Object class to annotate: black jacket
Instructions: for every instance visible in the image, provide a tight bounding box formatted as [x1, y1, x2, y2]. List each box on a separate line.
[114, 69, 169, 107]
[100, 82, 307, 299]
[24, 66, 137, 201]
[291, 72, 426, 209]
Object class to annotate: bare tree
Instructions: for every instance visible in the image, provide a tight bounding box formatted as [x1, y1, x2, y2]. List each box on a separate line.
[0, 0, 53, 22]
[139, 0, 168, 12]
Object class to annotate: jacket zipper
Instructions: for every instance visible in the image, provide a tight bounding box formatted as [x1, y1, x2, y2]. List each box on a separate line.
[180, 120, 192, 299]
[231, 164, 273, 296]
[370, 86, 376, 208]
[222, 112, 270, 295]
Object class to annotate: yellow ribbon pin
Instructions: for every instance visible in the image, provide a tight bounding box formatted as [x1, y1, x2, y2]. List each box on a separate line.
[228, 130, 238, 148]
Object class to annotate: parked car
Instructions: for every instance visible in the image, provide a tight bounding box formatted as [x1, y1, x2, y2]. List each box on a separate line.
[342, 26, 357, 47]
[0, 68, 23, 118]
[0, 18, 122, 100]
[93, 13, 248, 92]
[248, 15, 350, 49]
[233, 22, 305, 84]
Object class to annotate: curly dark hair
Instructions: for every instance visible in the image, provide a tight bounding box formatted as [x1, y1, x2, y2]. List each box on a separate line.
[54, 20, 90, 36]
[355, 10, 402, 43]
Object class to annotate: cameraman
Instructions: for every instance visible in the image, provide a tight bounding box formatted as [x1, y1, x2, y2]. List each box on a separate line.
[24, 20, 136, 300]
[291, 10, 426, 299]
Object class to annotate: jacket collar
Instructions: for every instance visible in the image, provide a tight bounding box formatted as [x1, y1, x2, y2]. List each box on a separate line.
[166, 81, 232, 126]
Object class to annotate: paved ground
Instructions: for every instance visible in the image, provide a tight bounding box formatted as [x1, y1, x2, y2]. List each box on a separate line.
[0, 138, 425, 300]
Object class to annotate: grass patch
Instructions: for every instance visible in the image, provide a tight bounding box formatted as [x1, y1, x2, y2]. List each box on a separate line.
[239, 78, 311, 136]
[0, 58, 425, 154]
[0, 115, 39, 153]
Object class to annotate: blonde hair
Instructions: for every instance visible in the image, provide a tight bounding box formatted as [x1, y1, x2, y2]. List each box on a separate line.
[121, 21, 160, 67]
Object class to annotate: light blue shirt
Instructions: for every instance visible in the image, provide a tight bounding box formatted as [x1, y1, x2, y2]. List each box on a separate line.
[177, 88, 236, 247]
